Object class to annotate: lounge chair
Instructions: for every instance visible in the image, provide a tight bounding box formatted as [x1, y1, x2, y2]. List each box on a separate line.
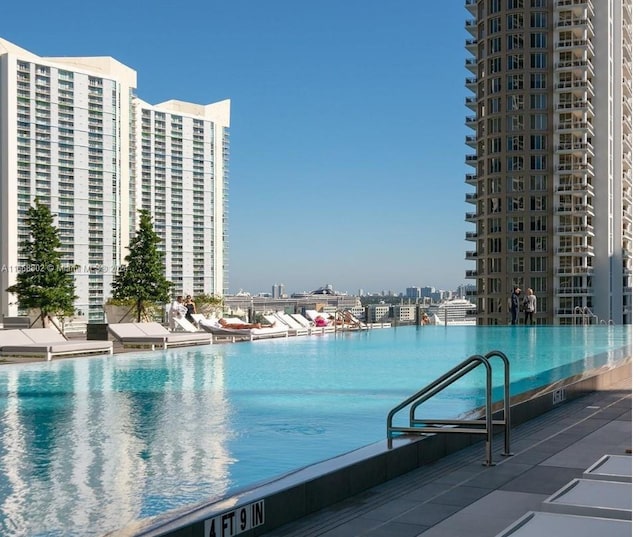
[0, 328, 113, 361]
[108, 322, 211, 350]
[173, 315, 200, 333]
[303, 310, 336, 334]
[199, 318, 289, 342]
[264, 313, 308, 337]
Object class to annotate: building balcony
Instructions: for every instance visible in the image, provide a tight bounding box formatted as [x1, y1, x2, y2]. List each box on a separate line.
[465, 115, 477, 128]
[465, 38, 478, 53]
[556, 180, 594, 196]
[555, 141, 594, 156]
[465, 212, 477, 222]
[555, 99, 594, 116]
[555, 161, 593, 173]
[555, 266, 594, 275]
[465, 135, 477, 147]
[554, 58, 595, 77]
[556, 224, 595, 236]
[465, 270, 478, 278]
[465, 231, 478, 241]
[465, 96, 477, 110]
[465, 0, 477, 14]
[465, 19, 477, 35]
[556, 121, 594, 136]
[465, 250, 478, 259]
[465, 173, 477, 185]
[465, 58, 478, 72]
[556, 244, 594, 255]
[555, 286, 592, 295]
[465, 77, 477, 90]
[556, 204, 595, 217]
[465, 192, 478, 203]
[465, 154, 478, 166]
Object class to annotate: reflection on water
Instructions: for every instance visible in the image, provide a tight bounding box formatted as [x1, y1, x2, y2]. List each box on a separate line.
[0, 325, 631, 536]
[0, 352, 233, 536]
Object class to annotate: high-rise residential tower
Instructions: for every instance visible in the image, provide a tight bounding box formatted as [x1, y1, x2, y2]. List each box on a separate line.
[0, 38, 230, 321]
[463, 0, 631, 325]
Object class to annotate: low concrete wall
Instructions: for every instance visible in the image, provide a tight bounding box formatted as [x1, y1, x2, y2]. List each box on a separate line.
[128, 357, 632, 537]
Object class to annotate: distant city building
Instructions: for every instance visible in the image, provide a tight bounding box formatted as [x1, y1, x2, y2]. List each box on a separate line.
[272, 283, 285, 299]
[366, 304, 390, 322]
[405, 287, 421, 299]
[0, 38, 230, 320]
[463, 0, 632, 324]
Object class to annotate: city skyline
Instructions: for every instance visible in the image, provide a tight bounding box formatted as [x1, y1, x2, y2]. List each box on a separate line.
[0, 1, 472, 296]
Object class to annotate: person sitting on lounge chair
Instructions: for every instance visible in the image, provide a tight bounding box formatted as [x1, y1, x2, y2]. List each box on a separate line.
[218, 318, 275, 330]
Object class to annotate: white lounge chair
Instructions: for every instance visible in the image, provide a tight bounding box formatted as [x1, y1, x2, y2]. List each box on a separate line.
[290, 313, 325, 335]
[199, 318, 289, 342]
[108, 322, 211, 350]
[276, 312, 310, 335]
[0, 328, 113, 361]
[173, 316, 200, 333]
[495, 511, 631, 537]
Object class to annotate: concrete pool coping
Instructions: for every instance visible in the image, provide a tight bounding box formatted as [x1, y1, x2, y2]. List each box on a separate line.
[122, 352, 631, 537]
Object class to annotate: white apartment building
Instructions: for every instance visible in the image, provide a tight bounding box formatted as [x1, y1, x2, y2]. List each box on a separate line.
[463, 0, 631, 325]
[0, 38, 230, 321]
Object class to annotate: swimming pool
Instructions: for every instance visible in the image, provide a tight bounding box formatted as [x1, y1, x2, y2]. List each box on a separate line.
[0, 325, 631, 536]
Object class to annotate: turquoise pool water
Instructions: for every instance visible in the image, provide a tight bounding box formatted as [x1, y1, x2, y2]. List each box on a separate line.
[0, 325, 631, 536]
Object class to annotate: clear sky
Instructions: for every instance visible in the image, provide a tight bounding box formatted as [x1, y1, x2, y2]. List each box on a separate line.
[2, 0, 473, 296]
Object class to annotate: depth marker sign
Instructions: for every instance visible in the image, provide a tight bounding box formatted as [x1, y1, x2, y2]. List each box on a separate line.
[204, 500, 265, 537]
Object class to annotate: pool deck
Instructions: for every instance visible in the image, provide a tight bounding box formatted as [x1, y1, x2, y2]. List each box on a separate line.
[260, 377, 632, 537]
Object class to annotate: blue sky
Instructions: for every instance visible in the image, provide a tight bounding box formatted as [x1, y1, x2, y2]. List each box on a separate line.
[2, 0, 472, 296]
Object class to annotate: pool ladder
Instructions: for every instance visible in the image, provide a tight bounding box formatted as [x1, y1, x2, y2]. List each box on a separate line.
[386, 350, 512, 466]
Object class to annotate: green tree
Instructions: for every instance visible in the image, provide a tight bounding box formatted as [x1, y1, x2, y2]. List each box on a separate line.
[111, 209, 173, 322]
[6, 199, 77, 329]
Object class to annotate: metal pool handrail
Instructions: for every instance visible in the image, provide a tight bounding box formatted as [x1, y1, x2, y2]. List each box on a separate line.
[386, 350, 511, 466]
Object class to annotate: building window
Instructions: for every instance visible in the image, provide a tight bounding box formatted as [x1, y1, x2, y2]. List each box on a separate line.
[507, 94, 524, 111]
[489, 97, 502, 113]
[507, 74, 524, 90]
[508, 0, 524, 8]
[508, 216, 525, 231]
[489, 258, 502, 273]
[490, 57, 502, 73]
[530, 0, 546, 6]
[489, 17, 501, 34]
[508, 237, 524, 252]
[530, 53, 547, 69]
[530, 94, 547, 109]
[530, 72, 546, 88]
[530, 113, 547, 130]
[508, 115, 524, 131]
[489, 177, 502, 193]
[530, 32, 547, 48]
[530, 236, 547, 252]
[530, 135, 546, 150]
[489, 217, 502, 232]
[488, 117, 502, 133]
[530, 257, 547, 272]
[530, 155, 546, 170]
[489, 278, 502, 293]
[507, 54, 524, 70]
[489, 37, 502, 54]
[508, 175, 525, 192]
[511, 257, 524, 273]
[490, 77, 502, 93]
[530, 276, 546, 292]
[530, 195, 547, 210]
[489, 237, 502, 253]
[507, 135, 524, 151]
[489, 137, 502, 153]
[507, 13, 524, 29]
[508, 196, 525, 211]
[530, 175, 547, 190]
[490, 197, 502, 213]
[490, 0, 502, 13]
[490, 157, 502, 173]
[507, 34, 524, 49]
[507, 156, 524, 171]
[530, 12, 547, 27]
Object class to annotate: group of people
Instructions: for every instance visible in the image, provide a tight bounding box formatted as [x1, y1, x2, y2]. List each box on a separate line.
[510, 287, 537, 325]
[170, 295, 198, 329]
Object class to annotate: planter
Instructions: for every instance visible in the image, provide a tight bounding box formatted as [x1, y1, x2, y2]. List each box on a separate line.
[87, 323, 109, 340]
[103, 304, 136, 324]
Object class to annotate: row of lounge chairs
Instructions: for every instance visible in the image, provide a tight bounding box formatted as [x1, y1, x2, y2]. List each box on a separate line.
[0, 328, 113, 361]
[107, 322, 211, 349]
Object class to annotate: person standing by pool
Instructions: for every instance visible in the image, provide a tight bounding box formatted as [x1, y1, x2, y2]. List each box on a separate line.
[510, 287, 521, 325]
[184, 295, 197, 326]
[523, 288, 537, 325]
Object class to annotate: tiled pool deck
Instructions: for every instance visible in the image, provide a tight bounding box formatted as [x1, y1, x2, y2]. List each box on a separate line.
[259, 377, 632, 537]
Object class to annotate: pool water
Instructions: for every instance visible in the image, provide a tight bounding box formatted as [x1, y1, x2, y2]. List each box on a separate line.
[0, 325, 631, 536]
